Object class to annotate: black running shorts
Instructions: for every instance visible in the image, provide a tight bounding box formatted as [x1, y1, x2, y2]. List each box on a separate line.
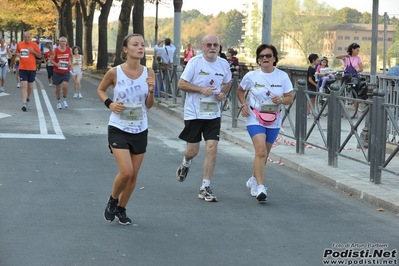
[108, 126, 148, 154]
[178, 118, 221, 143]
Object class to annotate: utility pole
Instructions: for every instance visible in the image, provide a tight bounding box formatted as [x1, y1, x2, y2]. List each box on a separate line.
[173, 0, 183, 67]
[262, 0, 272, 44]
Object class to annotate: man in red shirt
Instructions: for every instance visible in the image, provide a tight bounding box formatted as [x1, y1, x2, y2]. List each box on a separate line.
[50, 36, 72, 109]
[16, 31, 41, 111]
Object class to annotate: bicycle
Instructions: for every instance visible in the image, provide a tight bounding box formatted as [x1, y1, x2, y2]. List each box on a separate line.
[315, 70, 361, 119]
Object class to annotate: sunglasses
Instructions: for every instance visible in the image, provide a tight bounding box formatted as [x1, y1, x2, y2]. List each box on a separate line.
[258, 53, 273, 59]
[205, 43, 220, 48]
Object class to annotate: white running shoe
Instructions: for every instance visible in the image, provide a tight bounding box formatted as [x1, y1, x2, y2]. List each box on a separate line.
[49, 83, 53, 87]
[78, 93, 83, 99]
[62, 100, 68, 108]
[256, 185, 267, 202]
[246, 177, 258, 197]
[57, 102, 63, 109]
[16, 83, 20, 88]
[0, 87, 4, 93]
[73, 93, 78, 98]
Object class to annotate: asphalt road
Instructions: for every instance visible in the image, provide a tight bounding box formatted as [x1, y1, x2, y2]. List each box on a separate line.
[0, 71, 398, 266]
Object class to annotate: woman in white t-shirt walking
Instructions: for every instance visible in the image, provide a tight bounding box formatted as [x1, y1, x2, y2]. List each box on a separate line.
[71, 46, 83, 99]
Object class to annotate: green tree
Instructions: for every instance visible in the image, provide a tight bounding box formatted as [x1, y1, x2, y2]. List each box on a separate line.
[359, 12, 372, 24]
[218, 10, 244, 49]
[332, 7, 362, 24]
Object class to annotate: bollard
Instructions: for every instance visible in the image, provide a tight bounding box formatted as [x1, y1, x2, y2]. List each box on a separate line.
[370, 89, 386, 184]
[295, 79, 307, 154]
[359, 81, 375, 148]
[327, 83, 341, 167]
[231, 72, 239, 128]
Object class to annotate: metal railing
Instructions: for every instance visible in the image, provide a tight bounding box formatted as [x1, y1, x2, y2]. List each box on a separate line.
[225, 70, 399, 184]
[155, 65, 184, 104]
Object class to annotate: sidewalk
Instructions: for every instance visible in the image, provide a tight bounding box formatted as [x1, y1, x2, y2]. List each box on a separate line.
[155, 99, 399, 214]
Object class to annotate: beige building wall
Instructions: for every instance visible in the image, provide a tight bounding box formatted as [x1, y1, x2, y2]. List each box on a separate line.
[280, 23, 396, 68]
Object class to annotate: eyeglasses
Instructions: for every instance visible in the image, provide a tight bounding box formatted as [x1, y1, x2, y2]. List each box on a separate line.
[258, 53, 273, 59]
[205, 43, 220, 48]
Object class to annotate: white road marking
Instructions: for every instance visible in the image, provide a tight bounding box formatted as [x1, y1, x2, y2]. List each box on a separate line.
[0, 112, 11, 119]
[35, 79, 64, 136]
[0, 79, 65, 140]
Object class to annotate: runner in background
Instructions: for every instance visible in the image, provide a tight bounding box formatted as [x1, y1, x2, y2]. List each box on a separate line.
[16, 31, 41, 111]
[50, 36, 72, 110]
[71, 46, 83, 99]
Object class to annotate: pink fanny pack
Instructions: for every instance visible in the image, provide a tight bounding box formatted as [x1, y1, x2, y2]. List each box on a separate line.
[251, 106, 280, 126]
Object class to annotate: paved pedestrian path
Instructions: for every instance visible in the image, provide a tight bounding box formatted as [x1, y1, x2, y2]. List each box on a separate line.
[155, 96, 399, 214]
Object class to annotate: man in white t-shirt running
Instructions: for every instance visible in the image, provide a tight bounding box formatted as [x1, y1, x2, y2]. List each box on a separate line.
[176, 34, 232, 202]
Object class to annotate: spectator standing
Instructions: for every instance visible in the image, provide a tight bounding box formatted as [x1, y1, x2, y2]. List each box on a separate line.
[183, 43, 195, 66]
[336, 43, 363, 115]
[154, 38, 176, 69]
[336, 43, 363, 84]
[306, 53, 318, 118]
[97, 33, 155, 225]
[176, 34, 232, 202]
[237, 43, 293, 202]
[50, 36, 72, 109]
[44, 44, 54, 86]
[226, 48, 240, 73]
[0, 38, 11, 93]
[71, 46, 83, 99]
[16, 31, 41, 111]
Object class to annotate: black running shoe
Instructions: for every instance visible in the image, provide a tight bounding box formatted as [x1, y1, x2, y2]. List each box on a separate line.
[176, 164, 190, 182]
[116, 206, 132, 225]
[21, 105, 27, 112]
[104, 196, 118, 222]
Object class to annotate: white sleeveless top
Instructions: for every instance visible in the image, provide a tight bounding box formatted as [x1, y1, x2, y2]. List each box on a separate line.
[10, 43, 17, 55]
[108, 65, 150, 134]
[0, 46, 8, 66]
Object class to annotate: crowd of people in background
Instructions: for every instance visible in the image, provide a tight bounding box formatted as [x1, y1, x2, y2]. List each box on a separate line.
[0, 33, 84, 111]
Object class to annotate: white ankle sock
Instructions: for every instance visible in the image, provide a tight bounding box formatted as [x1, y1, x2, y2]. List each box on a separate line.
[201, 179, 210, 189]
[182, 157, 191, 167]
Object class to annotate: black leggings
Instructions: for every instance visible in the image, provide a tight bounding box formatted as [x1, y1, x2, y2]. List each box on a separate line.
[46, 66, 53, 79]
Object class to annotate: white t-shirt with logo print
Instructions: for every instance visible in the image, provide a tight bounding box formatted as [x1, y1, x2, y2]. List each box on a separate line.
[240, 68, 293, 128]
[180, 55, 231, 120]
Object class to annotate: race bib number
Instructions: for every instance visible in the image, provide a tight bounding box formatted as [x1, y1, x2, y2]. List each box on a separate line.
[59, 60, 69, 70]
[260, 100, 279, 113]
[119, 102, 143, 126]
[199, 97, 219, 116]
[73, 59, 82, 70]
[20, 49, 29, 58]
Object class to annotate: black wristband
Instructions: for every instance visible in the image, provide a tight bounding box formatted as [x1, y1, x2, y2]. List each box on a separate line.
[104, 98, 113, 109]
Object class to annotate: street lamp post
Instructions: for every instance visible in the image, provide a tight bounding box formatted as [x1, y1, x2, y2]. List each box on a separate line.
[152, 0, 159, 72]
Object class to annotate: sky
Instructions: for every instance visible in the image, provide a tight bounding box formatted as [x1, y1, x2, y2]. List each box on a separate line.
[103, 0, 399, 22]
